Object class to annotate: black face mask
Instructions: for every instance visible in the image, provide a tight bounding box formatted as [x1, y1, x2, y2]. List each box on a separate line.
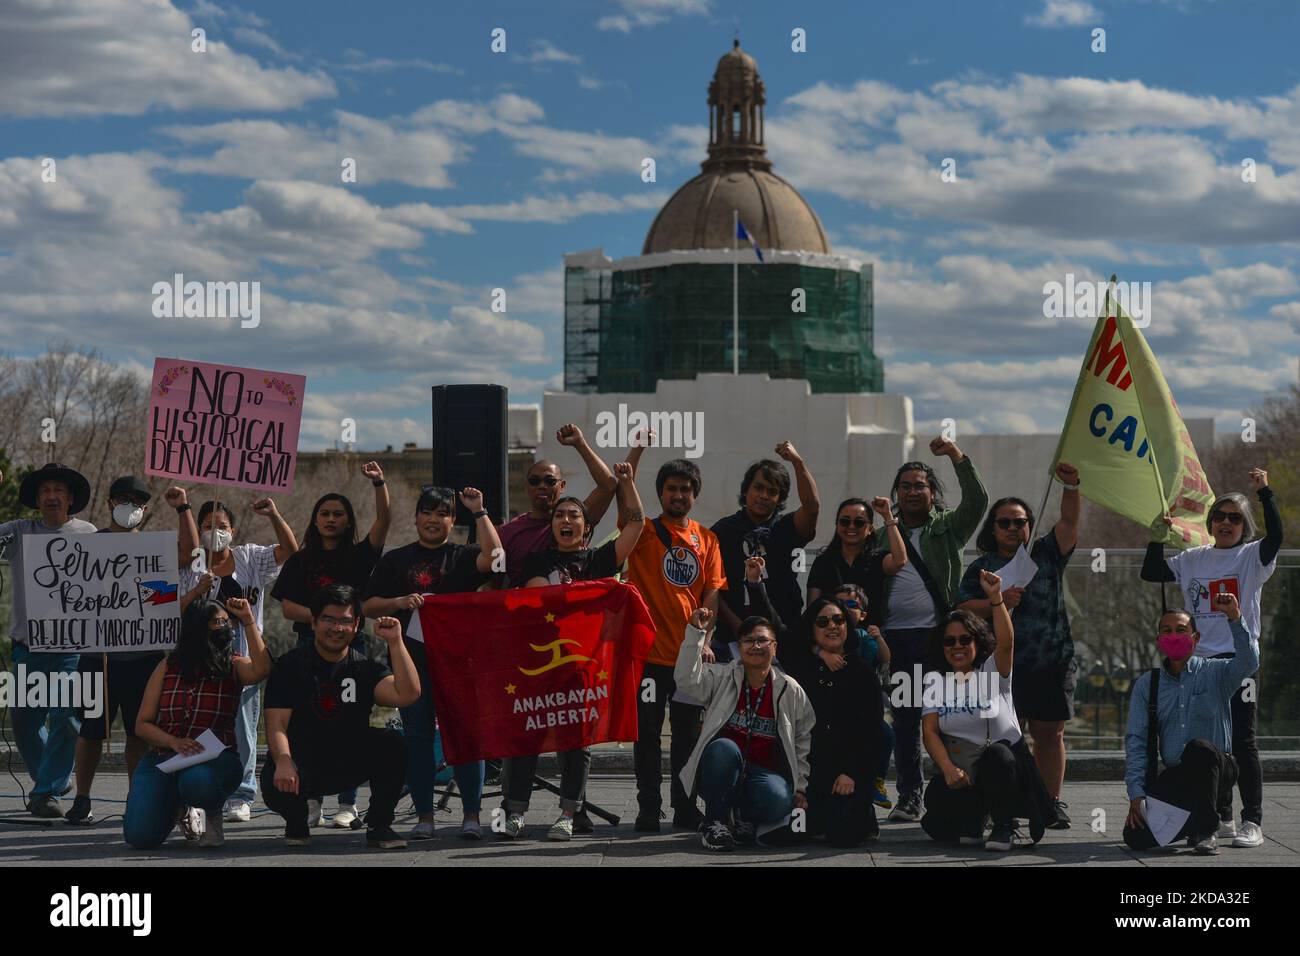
[210, 625, 235, 648]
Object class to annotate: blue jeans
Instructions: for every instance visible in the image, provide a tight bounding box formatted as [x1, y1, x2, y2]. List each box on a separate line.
[400, 640, 484, 814]
[10, 643, 81, 800]
[875, 719, 895, 781]
[696, 737, 794, 825]
[230, 627, 261, 803]
[123, 749, 243, 848]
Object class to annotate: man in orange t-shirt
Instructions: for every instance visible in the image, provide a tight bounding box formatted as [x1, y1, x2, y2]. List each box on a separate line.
[620, 458, 726, 833]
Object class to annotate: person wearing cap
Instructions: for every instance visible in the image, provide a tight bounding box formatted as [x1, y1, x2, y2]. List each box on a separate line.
[65, 477, 187, 824]
[0, 462, 97, 818]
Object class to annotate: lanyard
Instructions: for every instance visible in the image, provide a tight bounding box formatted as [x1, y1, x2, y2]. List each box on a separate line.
[741, 676, 769, 761]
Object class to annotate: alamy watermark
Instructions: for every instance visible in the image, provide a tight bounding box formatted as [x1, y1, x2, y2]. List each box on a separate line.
[1, 664, 103, 718]
[1043, 273, 1151, 328]
[593, 404, 704, 459]
[151, 273, 261, 329]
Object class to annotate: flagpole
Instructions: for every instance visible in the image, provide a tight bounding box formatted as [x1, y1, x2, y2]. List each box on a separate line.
[733, 209, 739, 375]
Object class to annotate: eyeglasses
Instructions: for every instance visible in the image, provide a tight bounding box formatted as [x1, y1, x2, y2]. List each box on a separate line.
[837, 517, 869, 529]
[1210, 511, 1243, 525]
[318, 614, 357, 630]
[942, 635, 975, 648]
[995, 517, 1029, 530]
[739, 637, 774, 648]
[815, 614, 846, 628]
[527, 474, 560, 487]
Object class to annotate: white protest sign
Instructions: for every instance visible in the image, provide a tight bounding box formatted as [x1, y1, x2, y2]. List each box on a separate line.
[23, 531, 182, 653]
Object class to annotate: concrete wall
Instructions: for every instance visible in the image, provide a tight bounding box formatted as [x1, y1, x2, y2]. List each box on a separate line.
[536, 373, 1216, 549]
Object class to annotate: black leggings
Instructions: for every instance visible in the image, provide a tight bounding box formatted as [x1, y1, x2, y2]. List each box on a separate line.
[921, 741, 1024, 841]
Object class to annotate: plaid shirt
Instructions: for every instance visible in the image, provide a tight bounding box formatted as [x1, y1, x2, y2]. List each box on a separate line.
[155, 660, 240, 754]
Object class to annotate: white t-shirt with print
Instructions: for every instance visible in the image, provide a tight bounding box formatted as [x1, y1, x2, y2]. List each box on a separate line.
[179, 543, 280, 655]
[1166, 540, 1275, 656]
[922, 655, 1022, 747]
[884, 526, 938, 630]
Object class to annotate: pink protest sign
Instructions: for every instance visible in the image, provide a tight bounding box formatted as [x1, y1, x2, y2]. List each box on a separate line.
[145, 358, 306, 493]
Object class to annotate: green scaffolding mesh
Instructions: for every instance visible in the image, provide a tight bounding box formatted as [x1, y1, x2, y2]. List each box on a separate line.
[564, 261, 883, 394]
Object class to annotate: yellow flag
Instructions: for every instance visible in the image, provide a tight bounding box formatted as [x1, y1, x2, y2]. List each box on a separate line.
[1051, 284, 1215, 548]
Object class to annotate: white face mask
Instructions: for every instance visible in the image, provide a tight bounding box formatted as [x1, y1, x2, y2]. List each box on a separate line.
[112, 502, 145, 529]
[203, 528, 233, 552]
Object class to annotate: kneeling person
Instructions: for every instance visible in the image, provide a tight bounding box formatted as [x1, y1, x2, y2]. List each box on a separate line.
[262, 584, 420, 849]
[1123, 592, 1258, 855]
[676, 607, 814, 851]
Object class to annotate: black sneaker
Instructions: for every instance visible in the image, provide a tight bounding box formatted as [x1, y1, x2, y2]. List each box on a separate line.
[672, 804, 704, 831]
[634, 809, 664, 833]
[959, 815, 989, 846]
[1047, 800, 1071, 830]
[985, 823, 1026, 852]
[701, 820, 735, 851]
[732, 817, 757, 846]
[887, 790, 922, 822]
[64, 795, 95, 825]
[366, 826, 408, 850]
[571, 809, 595, 834]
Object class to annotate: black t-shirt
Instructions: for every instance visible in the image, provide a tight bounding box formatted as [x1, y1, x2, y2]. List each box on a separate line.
[272, 539, 381, 642]
[264, 644, 392, 769]
[711, 509, 811, 632]
[363, 541, 486, 632]
[806, 546, 889, 628]
[519, 540, 620, 585]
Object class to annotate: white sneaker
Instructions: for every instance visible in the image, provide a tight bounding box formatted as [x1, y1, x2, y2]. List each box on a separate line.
[1217, 818, 1237, 840]
[332, 804, 358, 829]
[177, 806, 205, 842]
[307, 799, 322, 828]
[223, 800, 251, 823]
[408, 821, 436, 840]
[1232, 821, 1263, 848]
[198, 815, 225, 847]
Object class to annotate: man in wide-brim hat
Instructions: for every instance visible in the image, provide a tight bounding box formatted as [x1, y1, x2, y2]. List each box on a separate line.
[0, 462, 98, 817]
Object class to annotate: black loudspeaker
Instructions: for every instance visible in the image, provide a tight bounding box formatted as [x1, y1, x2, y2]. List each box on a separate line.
[431, 384, 509, 542]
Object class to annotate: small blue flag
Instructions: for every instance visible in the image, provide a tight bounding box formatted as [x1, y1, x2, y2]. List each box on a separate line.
[736, 219, 764, 262]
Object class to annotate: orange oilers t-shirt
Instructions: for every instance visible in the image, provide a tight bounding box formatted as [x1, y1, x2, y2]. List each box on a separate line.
[624, 517, 727, 667]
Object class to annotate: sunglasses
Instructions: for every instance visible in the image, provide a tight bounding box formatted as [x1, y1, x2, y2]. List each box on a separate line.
[838, 517, 869, 529]
[527, 474, 561, 487]
[836, 598, 862, 610]
[815, 614, 846, 628]
[995, 517, 1029, 530]
[1210, 511, 1243, 525]
[943, 634, 975, 648]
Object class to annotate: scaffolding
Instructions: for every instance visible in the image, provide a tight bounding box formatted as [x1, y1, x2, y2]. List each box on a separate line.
[563, 250, 883, 395]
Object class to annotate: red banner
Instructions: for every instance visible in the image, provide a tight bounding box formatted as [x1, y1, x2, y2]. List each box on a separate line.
[416, 580, 656, 763]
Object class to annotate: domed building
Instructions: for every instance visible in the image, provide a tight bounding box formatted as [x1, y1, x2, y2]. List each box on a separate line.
[563, 40, 883, 395]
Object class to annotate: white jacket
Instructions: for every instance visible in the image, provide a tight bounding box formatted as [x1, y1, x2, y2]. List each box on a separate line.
[675, 624, 816, 795]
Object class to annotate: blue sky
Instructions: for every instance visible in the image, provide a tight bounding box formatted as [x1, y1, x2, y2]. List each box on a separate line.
[3, 0, 1299, 449]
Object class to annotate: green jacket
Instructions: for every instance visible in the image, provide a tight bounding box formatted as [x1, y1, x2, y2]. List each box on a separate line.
[875, 455, 989, 611]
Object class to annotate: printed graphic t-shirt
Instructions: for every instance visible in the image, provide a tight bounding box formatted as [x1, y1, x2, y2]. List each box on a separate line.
[272, 539, 381, 643]
[711, 509, 811, 632]
[264, 643, 392, 771]
[519, 540, 620, 585]
[718, 673, 780, 772]
[1166, 540, 1276, 656]
[922, 655, 1022, 747]
[363, 541, 486, 633]
[624, 517, 727, 666]
[179, 542, 280, 656]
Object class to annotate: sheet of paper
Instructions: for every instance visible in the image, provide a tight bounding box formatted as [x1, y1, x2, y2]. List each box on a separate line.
[1143, 796, 1192, 846]
[999, 544, 1040, 590]
[157, 728, 227, 774]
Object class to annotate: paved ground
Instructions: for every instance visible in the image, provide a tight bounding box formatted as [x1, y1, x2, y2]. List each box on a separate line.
[2, 775, 1297, 866]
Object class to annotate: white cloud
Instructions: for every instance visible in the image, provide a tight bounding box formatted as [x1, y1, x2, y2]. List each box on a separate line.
[597, 0, 711, 32]
[1025, 0, 1100, 28]
[163, 111, 463, 190]
[0, 0, 334, 117]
